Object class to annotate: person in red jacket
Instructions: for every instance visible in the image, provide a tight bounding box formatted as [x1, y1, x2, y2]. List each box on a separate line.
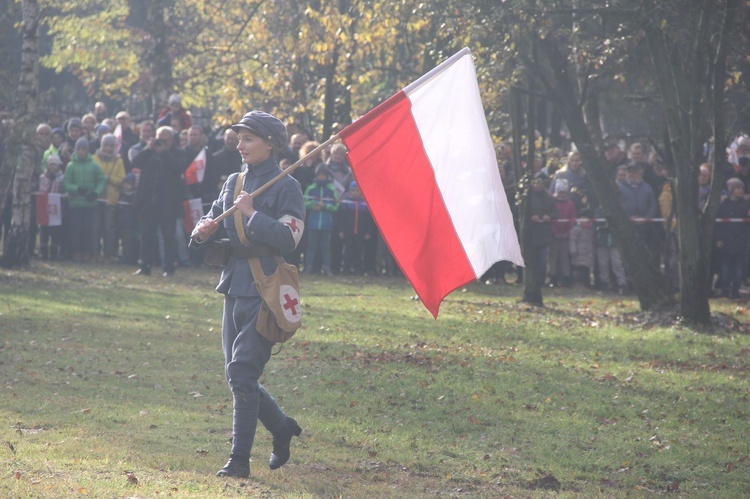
[549, 179, 577, 288]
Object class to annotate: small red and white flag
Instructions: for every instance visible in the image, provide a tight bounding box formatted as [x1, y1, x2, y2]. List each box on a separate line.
[36, 192, 62, 227]
[340, 48, 523, 317]
[185, 149, 207, 185]
[113, 123, 123, 154]
[182, 197, 204, 233]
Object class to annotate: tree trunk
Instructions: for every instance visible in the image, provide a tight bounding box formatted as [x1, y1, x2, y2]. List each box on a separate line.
[1, 0, 38, 268]
[144, 0, 173, 115]
[322, 46, 340, 140]
[642, 0, 736, 327]
[538, 36, 672, 311]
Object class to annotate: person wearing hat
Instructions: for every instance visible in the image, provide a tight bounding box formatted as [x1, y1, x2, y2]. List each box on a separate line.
[190, 111, 306, 478]
[716, 177, 750, 298]
[62, 137, 106, 262]
[38, 154, 66, 260]
[303, 163, 339, 275]
[156, 93, 192, 131]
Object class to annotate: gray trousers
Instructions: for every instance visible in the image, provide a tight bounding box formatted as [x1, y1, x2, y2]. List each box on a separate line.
[222, 295, 288, 459]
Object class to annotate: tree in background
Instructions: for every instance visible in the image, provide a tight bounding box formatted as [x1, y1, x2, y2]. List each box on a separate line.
[1, 0, 40, 268]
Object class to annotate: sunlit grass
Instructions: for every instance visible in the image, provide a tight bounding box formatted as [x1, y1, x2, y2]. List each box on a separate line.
[1, 261, 748, 497]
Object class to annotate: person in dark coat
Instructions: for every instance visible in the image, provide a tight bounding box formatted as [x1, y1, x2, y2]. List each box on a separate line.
[131, 126, 187, 276]
[203, 128, 241, 203]
[715, 178, 750, 298]
[190, 111, 305, 478]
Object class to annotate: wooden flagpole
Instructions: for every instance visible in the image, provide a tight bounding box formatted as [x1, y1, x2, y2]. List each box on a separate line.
[190, 133, 341, 239]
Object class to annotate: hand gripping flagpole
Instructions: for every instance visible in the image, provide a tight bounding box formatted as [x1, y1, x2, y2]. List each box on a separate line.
[190, 133, 341, 240]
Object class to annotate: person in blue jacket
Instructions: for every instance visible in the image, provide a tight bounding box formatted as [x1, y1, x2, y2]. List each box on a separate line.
[303, 164, 339, 275]
[191, 111, 306, 478]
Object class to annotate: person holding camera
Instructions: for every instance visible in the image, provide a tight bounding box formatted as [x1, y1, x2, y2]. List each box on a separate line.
[190, 111, 305, 478]
[62, 137, 106, 262]
[131, 127, 188, 277]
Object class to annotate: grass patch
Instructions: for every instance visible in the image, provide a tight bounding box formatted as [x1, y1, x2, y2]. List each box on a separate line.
[1, 261, 749, 497]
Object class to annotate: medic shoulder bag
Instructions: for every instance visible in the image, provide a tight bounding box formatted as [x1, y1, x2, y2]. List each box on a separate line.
[248, 257, 302, 343]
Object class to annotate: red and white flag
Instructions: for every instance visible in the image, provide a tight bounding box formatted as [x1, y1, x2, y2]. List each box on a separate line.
[113, 123, 123, 154]
[340, 48, 523, 317]
[185, 149, 207, 185]
[36, 193, 62, 227]
[182, 197, 204, 234]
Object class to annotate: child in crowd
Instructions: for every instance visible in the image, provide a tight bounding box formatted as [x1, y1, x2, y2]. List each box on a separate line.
[715, 178, 750, 298]
[337, 181, 375, 275]
[549, 179, 576, 287]
[569, 217, 594, 288]
[117, 173, 139, 265]
[303, 164, 339, 275]
[37, 154, 65, 260]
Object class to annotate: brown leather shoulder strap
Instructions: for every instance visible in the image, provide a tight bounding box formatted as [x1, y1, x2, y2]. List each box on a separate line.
[233, 171, 250, 246]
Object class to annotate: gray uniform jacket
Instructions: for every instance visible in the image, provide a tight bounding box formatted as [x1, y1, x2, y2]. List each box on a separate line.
[196, 156, 305, 297]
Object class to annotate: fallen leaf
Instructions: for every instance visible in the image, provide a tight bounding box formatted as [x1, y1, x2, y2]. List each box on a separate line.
[124, 470, 138, 485]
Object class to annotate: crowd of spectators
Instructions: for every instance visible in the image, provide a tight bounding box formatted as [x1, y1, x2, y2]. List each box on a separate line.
[0, 97, 400, 278]
[488, 136, 750, 298]
[1, 97, 748, 298]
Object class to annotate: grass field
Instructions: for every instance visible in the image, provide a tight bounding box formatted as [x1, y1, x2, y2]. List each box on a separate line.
[1, 261, 749, 498]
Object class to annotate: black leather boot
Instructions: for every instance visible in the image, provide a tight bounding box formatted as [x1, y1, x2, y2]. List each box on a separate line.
[216, 456, 250, 478]
[269, 417, 302, 470]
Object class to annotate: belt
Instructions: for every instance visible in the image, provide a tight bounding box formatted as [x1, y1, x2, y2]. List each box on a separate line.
[228, 244, 280, 259]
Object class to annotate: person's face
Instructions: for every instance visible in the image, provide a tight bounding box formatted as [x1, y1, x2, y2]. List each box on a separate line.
[188, 128, 203, 148]
[68, 126, 82, 141]
[616, 167, 627, 183]
[568, 153, 581, 171]
[170, 116, 182, 133]
[224, 130, 239, 151]
[556, 191, 569, 200]
[630, 145, 645, 163]
[82, 116, 96, 133]
[237, 129, 272, 165]
[605, 145, 621, 162]
[731, 186, 745, 199]
[52, 133, 64, 148]
[291, 134, 307, 151]
[36, 127, 52, 148]
[531, 179, 544, 192]
[116, 116, 130, 129]
[46, 162, 60, 175]
[626, 168, 642, 184]
[75, 146, 88, 160]
[101, 141, 116, 157]
[157, 129, 174, 150]
[350, 187, 361, 198]
[698, 168, 710, 186]
[140, 124, 155, 142]
[330, 148, 346, 163]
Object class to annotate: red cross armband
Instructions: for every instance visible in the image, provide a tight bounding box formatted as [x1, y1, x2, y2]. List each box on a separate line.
[279, 215, 305, 248]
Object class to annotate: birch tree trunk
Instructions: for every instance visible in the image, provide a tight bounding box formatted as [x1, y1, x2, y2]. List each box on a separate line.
[1, 0, 39, 268]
